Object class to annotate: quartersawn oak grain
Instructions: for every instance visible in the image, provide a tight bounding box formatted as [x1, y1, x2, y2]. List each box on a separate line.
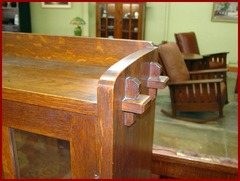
[2, 32, 166, 178]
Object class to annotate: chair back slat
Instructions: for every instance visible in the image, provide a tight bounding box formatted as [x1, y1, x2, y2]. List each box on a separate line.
[175, 32, 200, 54]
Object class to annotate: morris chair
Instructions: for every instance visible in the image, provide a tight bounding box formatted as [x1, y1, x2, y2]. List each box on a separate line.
[175, 32, 228, 70]
[158, 42, 228, 123]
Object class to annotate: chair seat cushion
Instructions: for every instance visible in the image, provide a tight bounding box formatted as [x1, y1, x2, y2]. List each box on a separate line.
[158, 42, 190, 82]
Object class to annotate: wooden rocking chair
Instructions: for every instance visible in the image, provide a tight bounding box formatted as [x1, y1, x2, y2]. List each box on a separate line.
[175, 32, 228, 70]
[158, 42, 228, 123]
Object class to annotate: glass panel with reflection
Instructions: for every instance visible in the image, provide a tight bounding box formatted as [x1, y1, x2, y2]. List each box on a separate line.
[14, 129, 71, 179]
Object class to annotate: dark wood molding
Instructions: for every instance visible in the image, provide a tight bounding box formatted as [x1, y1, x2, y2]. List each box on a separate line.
[152, 145, 238, 179]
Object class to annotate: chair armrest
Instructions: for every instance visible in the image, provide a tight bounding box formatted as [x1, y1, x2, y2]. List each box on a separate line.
[202, 52, 228, 69]
[203, 52, 229, 57]
[189, 69, 227, 81]
[189, 68, 228, 75]
[168, 79, 223, 86]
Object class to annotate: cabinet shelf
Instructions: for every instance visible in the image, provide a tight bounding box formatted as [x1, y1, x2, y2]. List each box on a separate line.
[122, 30, 138, 33]
[122, 17, 139, 20]
[101, 17, 115, 19]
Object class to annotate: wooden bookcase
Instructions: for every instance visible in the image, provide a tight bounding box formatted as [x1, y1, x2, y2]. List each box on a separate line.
[96, 2, 146, 40]
[2, 32, 168, 179]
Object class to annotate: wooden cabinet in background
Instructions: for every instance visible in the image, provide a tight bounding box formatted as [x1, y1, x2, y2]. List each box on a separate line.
[2, 2, 31, 33]
[96, 2, 146, 40]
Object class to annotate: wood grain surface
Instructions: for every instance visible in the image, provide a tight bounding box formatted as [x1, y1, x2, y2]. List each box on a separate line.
[2, 32, 164, 179]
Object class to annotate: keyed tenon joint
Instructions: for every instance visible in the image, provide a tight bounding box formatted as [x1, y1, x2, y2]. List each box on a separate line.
[122, 77, 151, 126]
[147, 62, 169, 99]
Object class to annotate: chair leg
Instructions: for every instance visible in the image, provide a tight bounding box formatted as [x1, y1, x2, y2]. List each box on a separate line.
[219, 108, 224, 118]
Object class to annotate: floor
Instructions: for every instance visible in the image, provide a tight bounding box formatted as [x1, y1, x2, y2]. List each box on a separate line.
[3, 72, 238, 179]
[153, 71, 238, 159]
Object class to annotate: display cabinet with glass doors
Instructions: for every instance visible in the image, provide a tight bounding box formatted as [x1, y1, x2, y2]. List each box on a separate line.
[96, 2, 146, 40]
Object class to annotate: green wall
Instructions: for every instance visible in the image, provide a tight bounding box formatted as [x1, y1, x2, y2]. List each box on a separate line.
[30, 2, 89, 36]
[145, 2, 238, 65]
[30, 2, 238, 65]
[168, 2, 238, 66]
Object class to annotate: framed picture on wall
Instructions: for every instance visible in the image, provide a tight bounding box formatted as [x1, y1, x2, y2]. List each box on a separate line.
[211, 2, 238, 23]
[41, 2, 71, 8]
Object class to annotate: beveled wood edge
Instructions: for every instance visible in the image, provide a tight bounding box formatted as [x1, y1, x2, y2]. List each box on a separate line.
[2, 31, 153, 44]
[99, 46, 158, 83]
[152, 145, 238, 178]
[2, 32, 154, 66]
[2, 87, 97, 116]
[97, 46, 158, 178]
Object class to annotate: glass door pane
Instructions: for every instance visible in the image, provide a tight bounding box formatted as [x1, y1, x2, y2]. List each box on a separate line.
[121, 3, 139, 39]
[107, 3, 115, 38]
[13, 129, 71, 179]
[99, 3, 115, 38]
[122, 3, 131, 39]
[131, 4, 140, 40]
[99, 3, 107, 37]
